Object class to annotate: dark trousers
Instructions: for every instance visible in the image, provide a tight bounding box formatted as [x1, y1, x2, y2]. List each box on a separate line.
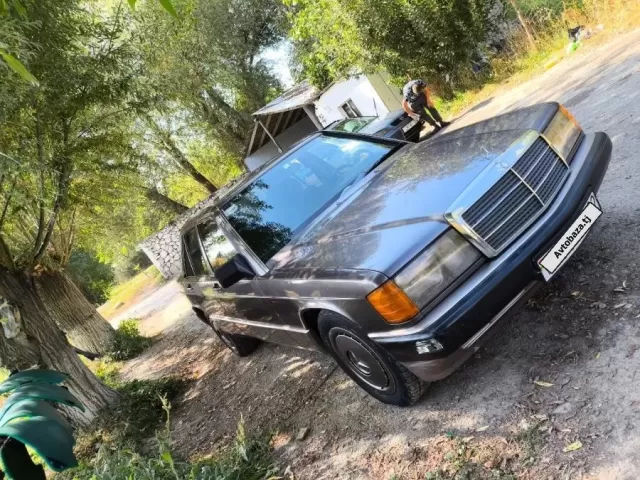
[409, 98, 444, 127]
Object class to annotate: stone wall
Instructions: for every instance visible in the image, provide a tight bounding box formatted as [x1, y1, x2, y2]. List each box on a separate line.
[139, 194, 220, 278]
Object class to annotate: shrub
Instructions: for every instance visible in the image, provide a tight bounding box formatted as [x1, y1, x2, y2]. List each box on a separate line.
[92, 359, 121, 386]
[63, 401, 278, 480]
[113, 249, 154, 283]
[108, 319, 153, 361]
[66, 250, 115, 305]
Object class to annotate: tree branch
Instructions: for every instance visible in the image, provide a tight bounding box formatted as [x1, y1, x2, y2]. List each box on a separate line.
[0, 175, 16, 230]
[61, 207, 77, 266]
[75, 107, 129, 141]
[33, 116, 46, 252]
[32, 169, 46, 255]
[145, 186, 189, 215]
[32, 124, 73, 267]
[0, 233, 17, 272]
[145, 116, 218, 193]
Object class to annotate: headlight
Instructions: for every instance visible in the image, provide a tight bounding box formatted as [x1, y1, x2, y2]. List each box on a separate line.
[394, 229, 482, 309]
[543, 105, 582, 162]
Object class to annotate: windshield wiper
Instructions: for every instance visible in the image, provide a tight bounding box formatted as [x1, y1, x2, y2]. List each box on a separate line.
[337, 171, 367, 203]
[364, 148, 399, 175]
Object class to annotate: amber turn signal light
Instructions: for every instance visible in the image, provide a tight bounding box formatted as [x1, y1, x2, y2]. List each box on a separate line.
[367, 281, 420, 324]
[559, 104, 581, 129]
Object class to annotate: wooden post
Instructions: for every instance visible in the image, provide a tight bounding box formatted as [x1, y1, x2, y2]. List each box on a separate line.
[257, 118, 283, 153]
[303, 104, 324, 130]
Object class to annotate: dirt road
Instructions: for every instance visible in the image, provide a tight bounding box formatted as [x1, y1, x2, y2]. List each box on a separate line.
[120, 30, 640, 479]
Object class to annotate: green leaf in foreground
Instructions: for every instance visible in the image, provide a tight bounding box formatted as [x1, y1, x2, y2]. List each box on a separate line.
[563, 440, 583, 452]
[127, 0, 136, 10]
[158, 0, 178, 17]
[12, 0, 27, 18]
[0, 50, 38, 85]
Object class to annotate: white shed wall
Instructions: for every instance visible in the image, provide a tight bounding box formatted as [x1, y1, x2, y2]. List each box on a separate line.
[314, 76, 391, 127]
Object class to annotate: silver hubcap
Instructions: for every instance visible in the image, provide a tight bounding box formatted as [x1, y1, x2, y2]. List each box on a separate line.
[334, 332, 393, 392]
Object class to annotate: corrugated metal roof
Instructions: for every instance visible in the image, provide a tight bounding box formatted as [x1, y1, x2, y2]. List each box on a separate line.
[252, 80, 321, 117]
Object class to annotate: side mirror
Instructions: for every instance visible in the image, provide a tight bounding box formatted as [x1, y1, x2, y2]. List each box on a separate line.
[214, 254, 255, 288]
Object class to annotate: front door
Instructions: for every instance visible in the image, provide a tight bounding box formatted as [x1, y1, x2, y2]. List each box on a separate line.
[196, 217, 297, 346]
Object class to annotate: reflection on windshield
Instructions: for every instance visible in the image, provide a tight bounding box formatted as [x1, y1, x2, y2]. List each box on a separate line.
[222, 135, 393, 262]
[332, 117, 376, 133]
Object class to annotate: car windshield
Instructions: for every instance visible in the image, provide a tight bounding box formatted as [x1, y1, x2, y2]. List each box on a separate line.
[222, 135, 393, 263]
[331, 117, 377, 133]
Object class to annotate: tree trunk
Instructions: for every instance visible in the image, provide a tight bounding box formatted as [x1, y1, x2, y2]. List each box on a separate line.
[164, 138, 218, 194]
[508, 0, 537, 51]
[148, 118, 219, 194]
[0, 268, 118, 425]
[145, 187, 189, 215]
[35, 271, 115, 355]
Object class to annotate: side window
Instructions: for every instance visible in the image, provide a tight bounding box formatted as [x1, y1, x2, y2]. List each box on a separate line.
[183, 228, 208, 276]
[339, 99, 361, 119]
[181, 241, 195, 277]
[197, 219, 237, 272]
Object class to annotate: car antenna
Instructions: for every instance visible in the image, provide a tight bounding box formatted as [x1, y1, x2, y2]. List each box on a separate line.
[373, 97, 379, 118]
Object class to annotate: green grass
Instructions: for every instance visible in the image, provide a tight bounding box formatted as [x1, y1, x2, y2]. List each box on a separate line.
[437, 0, 640, 121]
[98, 266, 165, 319]
[437, 32, 568, 120]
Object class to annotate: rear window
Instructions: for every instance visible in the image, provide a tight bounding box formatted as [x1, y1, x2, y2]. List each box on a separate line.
[222, 135, 393, 262]
[183, 228, 208, 276]
[182, 242, 195, 277]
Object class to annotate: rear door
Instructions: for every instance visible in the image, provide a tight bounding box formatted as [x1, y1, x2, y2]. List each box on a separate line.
[181, 226, 225, 322]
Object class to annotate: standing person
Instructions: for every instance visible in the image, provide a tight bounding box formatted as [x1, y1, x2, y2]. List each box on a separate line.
[402, 79, 450, 132]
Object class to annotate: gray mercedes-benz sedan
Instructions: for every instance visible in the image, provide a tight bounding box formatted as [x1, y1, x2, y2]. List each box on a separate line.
[180, 102, 611, 406]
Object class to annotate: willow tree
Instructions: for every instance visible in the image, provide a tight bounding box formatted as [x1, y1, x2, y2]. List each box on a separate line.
[0, 0, 142, 423]
[135, 0, 287, 164]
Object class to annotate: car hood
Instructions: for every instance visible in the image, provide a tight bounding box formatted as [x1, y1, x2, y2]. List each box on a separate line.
[269, 128, 531, 275]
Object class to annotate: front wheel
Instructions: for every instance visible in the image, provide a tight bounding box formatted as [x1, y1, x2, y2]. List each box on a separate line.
[318, 311, 427, 406]
[212, 327, 260, 357]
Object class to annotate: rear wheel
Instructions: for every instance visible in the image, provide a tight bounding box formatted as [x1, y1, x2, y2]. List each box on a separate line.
[318, 311, 426, 406]
[212, 328, 260, 357]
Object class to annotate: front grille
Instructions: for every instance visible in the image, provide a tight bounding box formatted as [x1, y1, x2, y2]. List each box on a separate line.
[462, 137, 568, 252]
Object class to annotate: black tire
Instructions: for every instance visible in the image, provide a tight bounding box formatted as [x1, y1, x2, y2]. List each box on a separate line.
[318, 311, 426, 406]
[212, 327, 260, 357]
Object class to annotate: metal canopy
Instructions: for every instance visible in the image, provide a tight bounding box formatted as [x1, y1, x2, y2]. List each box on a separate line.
[245, 81, 325, 157]
[253, 80, 320, 117]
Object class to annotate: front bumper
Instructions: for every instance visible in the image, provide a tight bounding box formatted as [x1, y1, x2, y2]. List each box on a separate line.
[371, 132, 612, 381]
